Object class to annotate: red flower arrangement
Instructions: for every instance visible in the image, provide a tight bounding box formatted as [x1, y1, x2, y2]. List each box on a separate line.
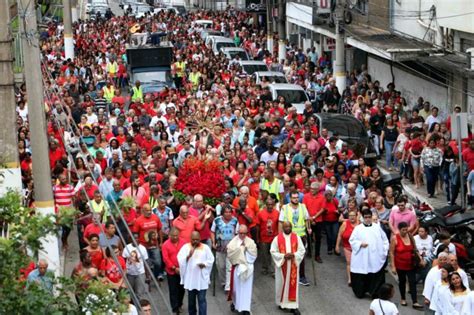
[173, 157, 226, 206]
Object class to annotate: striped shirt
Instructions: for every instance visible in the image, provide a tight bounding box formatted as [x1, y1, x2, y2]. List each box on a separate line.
[52, 184, 75, 207]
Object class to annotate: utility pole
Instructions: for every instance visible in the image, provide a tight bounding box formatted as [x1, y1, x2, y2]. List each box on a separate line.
[0, 2, 22, 194]
[266, 0, 273, 55]
[277, 0, 286, 62]
[18, 0, 60, 276]
[63, 0, 74, 60]
[71, 0, 78, 23]
[334, 0, 345, 94]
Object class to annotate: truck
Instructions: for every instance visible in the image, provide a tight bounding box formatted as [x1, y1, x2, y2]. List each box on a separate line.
[126, 46, 174, 95]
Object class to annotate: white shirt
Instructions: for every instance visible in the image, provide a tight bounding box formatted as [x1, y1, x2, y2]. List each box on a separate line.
[369, 299, 399, 315]
[260, 151, 278, 164]
[414, 234, 433, 260]
[149, 115, 168, 128]
[122, 243, 148, 275]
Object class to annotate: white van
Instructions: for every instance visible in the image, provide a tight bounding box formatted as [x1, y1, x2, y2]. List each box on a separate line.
[237, 60, 269, 75]
[221, 47, 249, 60]
[268, 83, 310, 114]
[253, 71, 287, 84]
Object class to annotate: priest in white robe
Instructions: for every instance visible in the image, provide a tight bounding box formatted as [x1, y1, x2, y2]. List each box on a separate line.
[271, 221, 306, 315]
[177, 231, 215, 315]
[227, 225, 258, 315]
[349, 209, 388, 299]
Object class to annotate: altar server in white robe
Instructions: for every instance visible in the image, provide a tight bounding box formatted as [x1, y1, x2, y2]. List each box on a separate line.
[427, 263, 453, 313]
[349, 209, 389, 299]
[226, 225, 258, 315]
[177, 231, 214, 315]
[461, 290, 474, 315]
[271, 221, 306, 315]
[422, 252, 449, 314]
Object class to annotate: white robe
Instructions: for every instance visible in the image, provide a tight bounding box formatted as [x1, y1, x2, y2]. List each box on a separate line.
[429, 280, 449, 313]
[232, 251, 257, 312]
[349, 223, 388, 274]
[177, 243, 214, 291]
[435, 287, 470, 315]
[461, 291, 474, 315]
[270, 233, 306, 309]
[423, 267, 442, 302]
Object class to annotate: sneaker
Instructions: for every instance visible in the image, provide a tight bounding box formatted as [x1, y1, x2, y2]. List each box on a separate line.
[158, 275, 164, 281]
[299, 277, 310, 286]
[327, 250, 333, 255]
[315, 256, 323, 263]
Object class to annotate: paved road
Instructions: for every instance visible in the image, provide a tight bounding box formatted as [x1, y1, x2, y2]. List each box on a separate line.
[64, 227, 422, 315]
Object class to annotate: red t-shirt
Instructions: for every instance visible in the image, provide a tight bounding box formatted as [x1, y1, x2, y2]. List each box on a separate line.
[100, 257, 126, 283]
[410, 138, 424, 155]
[132, 214, 162, 247]
[256, 209, 280, 243]
[303, 192, 324, 223]
[462, 148, 474, 171]
[84, 223, 105, 241]
[321, 198, 339, 222]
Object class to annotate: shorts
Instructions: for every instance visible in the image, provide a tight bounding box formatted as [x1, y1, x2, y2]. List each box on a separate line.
[411, 157, 420, 168]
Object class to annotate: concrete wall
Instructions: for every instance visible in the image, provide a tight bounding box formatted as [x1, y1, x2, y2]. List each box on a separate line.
[352, 0, 389, 31]
[391, 0, 442, 45]
[368, 56, 449, 115]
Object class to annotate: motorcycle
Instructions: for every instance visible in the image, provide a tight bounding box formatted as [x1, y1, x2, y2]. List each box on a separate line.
[418, 204, 474, 277]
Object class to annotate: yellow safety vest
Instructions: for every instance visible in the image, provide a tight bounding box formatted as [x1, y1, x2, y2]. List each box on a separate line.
[174, 61, 186, 77]
[261, 178, 282, 201]
[282, 203, 307, 237]
[103, 86, 115, 102]
[107, 62, 118, 75]
[132, 86, 143, 103]
[91, 200, 109, 222]
[189, 72, 201, 88]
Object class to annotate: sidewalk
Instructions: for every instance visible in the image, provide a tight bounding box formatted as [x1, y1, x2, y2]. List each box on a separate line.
[378, 161, 449, 210]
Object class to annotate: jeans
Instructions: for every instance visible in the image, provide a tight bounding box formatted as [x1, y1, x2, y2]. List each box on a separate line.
[424, 166, 440, 196]
[369, 131, 380, 156]
[147, 247, 163, 278]
[188, 289, 207, 315]
[384, 140, 397, 168]
[311, 222, 324, 257]
[299, 236, 307, 279]
[443, 167, 452, 201]
[167, 274, 185, 312]
[396, 269, 417, 302]
[259, 242, 274, 274]
[451, 184, 460, 204]
[325, 221, 339, 252]
[126, 273, 148, 305]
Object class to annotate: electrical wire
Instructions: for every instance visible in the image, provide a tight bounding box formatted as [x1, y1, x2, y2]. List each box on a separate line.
[40, 59, 173, 314]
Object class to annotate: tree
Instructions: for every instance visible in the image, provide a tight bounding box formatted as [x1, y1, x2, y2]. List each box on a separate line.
[0, 191, 127, 314]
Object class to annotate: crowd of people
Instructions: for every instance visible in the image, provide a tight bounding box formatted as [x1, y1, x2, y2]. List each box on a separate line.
[15, 5, 474, 315]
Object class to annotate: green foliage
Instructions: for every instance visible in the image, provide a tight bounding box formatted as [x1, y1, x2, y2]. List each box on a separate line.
[0, 191, 127, 314]
[57, 206, 80, 227]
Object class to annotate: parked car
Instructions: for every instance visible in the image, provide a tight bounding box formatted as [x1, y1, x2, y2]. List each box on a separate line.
[253, 71, 287, 84]
[209, 37, 236, 55]
[313, 113, 377, 162]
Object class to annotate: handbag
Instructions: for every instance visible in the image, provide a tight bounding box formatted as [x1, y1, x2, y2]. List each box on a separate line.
[409, 234, 422, 270]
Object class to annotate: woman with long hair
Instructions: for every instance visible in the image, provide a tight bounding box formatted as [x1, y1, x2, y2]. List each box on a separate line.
[335, 210, 358, 286]
[434, 271, 470, 314]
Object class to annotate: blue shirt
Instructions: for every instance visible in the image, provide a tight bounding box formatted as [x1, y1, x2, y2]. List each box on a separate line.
[27, 269, 53, 292]
[211, 216, 238, 252]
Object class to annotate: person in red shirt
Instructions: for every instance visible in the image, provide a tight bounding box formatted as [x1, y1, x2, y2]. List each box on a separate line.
[133, 203, 164, 280]
[234, 196, 256, 239]
[317, 190, 339, 255]
[462, 140, 474, 171]
[172, 205, 208, 242]
[303, 182, 325, 263]
[141, 130, 158, 156]
[49, 140, 65, 169]
[255, 194, 279, 275]
[162, 227, 186, 313]
[83, 213, 104, 245]
[99, 245, 126, 288]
